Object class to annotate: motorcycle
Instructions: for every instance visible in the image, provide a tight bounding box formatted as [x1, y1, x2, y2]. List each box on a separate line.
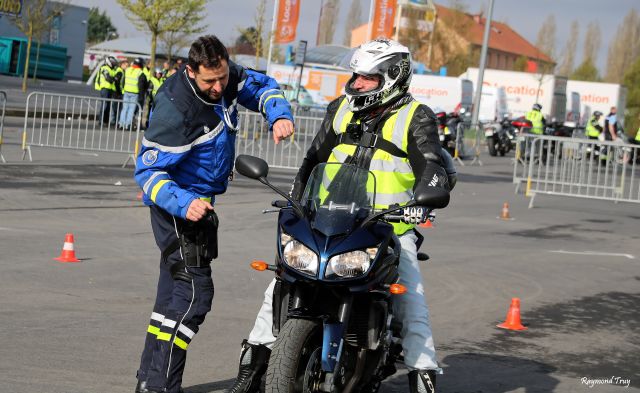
[435, 111, 457, 156]
[483, 115, 516, 156]
[234, 155, 449, 393]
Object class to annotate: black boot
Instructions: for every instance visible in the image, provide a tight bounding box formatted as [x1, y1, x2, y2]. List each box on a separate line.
[226, 339, 271, 393]
[408, 369, 437, 393]
[135, 380, 154, 393]
[135, 380, 183, 393]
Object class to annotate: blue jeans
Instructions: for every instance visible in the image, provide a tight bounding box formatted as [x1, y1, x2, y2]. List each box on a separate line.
[119, 92, 138, 129]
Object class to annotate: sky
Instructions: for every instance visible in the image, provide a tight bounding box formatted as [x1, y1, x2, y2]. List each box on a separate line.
[71, 0, 639, 73]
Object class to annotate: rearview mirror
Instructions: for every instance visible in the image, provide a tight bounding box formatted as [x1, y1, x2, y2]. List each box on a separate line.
[235, 155, 269, 180]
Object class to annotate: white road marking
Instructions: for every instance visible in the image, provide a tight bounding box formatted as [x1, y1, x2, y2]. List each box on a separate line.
[549, 250, 636, 260]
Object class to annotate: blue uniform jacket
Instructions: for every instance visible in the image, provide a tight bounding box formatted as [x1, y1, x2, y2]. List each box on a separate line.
[134, 62, 292, 218]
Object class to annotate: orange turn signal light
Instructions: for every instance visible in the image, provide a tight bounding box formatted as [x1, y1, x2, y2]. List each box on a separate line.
[389, 283, 407, 295]
[251, 260, 268, 271]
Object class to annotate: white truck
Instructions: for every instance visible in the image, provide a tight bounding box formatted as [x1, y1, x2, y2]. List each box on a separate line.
[460, 68, 568, 125]
[409, 74, 474, 114]
[566, 80, 627, 127]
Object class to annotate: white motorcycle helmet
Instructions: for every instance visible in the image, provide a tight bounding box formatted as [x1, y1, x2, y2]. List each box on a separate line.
[345, 39, 413, 113]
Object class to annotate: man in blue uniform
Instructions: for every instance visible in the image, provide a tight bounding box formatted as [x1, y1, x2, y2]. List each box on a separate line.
[133, 35, 294, 393]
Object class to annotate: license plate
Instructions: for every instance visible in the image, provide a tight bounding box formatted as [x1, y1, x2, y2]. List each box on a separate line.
[484, 130, 494, 136]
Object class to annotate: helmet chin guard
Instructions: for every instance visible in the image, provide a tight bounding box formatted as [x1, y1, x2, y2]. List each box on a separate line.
[345, 39, 413, 113]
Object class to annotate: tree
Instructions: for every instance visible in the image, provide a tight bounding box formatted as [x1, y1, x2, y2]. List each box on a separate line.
[535, 14, 556, 65]
[429, 0, 473, 73]
[343, 0, 363, 47]
[623, 56, 640, 135]
[605, 9, 640, 83]
[159, 31, 191, 63]
[237, 0, 268, 69]
[583, 21, 601, 64]
[513, 55, 528, 72]
[570, 59, 600, 81]
[116, 0, 207, 69]
[87, 7, 118, 43]
[317, 0, 339, 46]
[9, 0, 65, 92]
[570, 21, 602, 82]
[557, 20, 579, 77]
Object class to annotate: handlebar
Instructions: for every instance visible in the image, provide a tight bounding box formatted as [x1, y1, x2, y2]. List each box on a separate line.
[271, 200, 290, 208]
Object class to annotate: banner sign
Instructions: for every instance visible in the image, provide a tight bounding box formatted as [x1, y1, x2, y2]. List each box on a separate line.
[275, 0, 300, 44]
[371, 0, 397, 39]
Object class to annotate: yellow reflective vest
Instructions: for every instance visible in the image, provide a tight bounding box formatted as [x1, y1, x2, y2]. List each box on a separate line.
[525, 110, 544, 135]
[635, 127, 640, 142]
[94, 64, 115, 91]
[585, 115, 601, 138]
[329, 98, 420, 235]
[124, 67, 143, 94]
[149, 76, 162, 98]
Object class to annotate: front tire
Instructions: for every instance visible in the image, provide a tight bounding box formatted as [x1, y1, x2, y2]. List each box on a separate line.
[265, 318, 322, 393]
[487, 137, 498, 156]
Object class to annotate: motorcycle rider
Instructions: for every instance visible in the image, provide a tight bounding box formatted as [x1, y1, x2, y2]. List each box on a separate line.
[227, 38, 455, 393]
[585, 111, 603, 140]
[525, 103, 545, 135]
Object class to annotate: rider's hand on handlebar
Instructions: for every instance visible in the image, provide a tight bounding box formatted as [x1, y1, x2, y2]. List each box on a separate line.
[402, 206, 430, 224]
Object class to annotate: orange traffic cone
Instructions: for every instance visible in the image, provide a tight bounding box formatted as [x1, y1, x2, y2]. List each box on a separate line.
[500, 202, 511, 220]
[419, 219, 433, 228]
[497, 297, 527, 331]
[54, 233, 81, 263]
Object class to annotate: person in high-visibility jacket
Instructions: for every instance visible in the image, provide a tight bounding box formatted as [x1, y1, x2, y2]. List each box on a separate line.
[228, 39, 455, 393]
[118, 57, 147, 130]
[93, 56, 117, 124]
[146, 68, 164, 121]
[585, 111, 603, 140]
[525, 103, 546, 135]
[111, 58, 127, 124]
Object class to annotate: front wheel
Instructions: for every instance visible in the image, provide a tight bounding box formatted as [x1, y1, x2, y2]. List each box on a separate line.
[265, 318, 323, 393]
[487, 137, 498, 156]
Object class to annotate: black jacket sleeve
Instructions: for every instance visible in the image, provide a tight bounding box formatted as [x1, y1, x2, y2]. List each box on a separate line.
[290, 97, 342, 200]
[406, 104, 452, 191]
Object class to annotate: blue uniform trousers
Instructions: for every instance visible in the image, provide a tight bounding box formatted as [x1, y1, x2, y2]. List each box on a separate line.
[137, 205, 214, 393]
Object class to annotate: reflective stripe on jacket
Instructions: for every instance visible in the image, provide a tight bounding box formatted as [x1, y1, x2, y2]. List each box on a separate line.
[330, 97, 419, 235]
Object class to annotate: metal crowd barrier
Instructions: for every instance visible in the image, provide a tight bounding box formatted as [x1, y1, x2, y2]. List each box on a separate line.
[21, 92, 142, 167]
[514, 134, 640, 208]
[235, 109, 324, 170]
[0, 91, 6, 163]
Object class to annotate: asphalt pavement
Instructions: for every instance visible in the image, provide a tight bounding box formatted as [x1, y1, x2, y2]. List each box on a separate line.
[0, 138, 638, 392]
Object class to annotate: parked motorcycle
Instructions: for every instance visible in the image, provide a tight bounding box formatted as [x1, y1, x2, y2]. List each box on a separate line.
[484, 115, 516, 156]
[234, 155, 449, 393]
[435, 111, 457, 156]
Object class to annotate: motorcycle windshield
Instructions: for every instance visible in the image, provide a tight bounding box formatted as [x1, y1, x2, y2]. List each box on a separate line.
[301, 163, 376, 237]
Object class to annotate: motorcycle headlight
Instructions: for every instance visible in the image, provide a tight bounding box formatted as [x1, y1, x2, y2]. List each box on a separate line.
[283, 239, 318, 276]
[326, 248, 377, 278]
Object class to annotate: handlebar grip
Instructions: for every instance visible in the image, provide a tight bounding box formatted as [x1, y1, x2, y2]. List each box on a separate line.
[271, 200, 289, 208]
[383, 214, 404, 222]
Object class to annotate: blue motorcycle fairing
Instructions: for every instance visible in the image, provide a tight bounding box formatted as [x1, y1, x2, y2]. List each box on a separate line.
[277, 209, 396, 283]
